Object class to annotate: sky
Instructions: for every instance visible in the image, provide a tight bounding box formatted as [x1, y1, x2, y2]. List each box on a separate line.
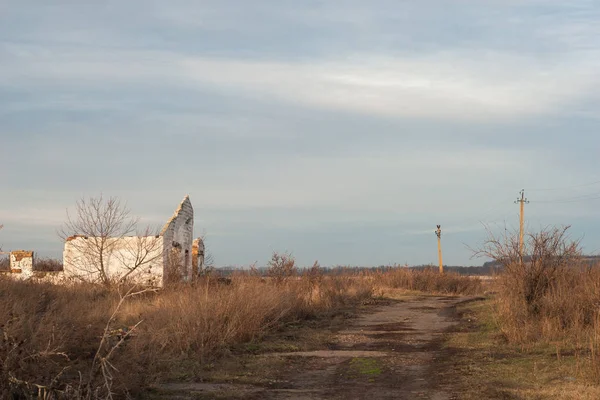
[1, 1, 600, 268]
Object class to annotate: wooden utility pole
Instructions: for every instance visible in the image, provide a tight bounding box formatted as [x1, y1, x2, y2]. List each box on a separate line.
[515, 189, 529, 262]
[435, 225, 443, 274]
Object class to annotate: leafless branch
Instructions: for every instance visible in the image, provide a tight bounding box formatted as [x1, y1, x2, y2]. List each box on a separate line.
[88, 286, 156, 396]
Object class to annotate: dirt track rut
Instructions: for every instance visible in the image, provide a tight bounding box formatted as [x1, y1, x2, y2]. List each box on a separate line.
[162, 296, 472, 399]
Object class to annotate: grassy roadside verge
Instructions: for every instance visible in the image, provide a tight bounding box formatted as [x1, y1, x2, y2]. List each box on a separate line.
[441, 297, 600, 400]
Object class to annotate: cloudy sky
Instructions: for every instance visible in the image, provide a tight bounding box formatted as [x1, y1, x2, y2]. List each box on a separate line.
[1, 1, 600, 267]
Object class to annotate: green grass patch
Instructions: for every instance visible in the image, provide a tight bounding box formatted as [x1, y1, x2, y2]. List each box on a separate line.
[349, 357, 383, 377]
[442, 297, 600, 399]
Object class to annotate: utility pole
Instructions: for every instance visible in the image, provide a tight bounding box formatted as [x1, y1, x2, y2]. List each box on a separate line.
[515, 189, 529, 263]
[435, 225, 443, 274]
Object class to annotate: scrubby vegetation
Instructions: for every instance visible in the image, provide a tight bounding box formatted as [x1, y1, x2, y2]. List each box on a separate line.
[478, 226, 600, 343]
[34, 257, 64, 272]
[474, 225, 600, 388]
[0, 252, 481, 399]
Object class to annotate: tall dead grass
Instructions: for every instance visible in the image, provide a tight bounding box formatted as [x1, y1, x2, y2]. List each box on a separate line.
[494, 264, 600, 345]
[0, 260, 483, 398]
[130, 274, 373, 368]
[371, 267, 483, 295]
[0, 273, 373, 398]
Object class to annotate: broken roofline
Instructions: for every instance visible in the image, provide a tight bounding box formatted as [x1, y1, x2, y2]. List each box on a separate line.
[160, 195, 192, 236]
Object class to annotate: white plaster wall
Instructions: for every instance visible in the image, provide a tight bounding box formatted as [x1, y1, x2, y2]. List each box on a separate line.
[63, 236, 164, 286]
[9, 251, 34, 280]
[161, 196, 194, 282]
[192, 238, 205, 276]
[31, 271, 68, 284]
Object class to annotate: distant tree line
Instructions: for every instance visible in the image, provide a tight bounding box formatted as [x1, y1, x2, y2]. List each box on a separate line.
[213, 263, 502, 277]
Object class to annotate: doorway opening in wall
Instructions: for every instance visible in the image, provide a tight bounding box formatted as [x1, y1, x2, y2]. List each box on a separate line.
[184, 249, 189, 276]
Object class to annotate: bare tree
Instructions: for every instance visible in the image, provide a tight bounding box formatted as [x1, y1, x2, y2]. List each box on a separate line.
[59, 195, 163, 286]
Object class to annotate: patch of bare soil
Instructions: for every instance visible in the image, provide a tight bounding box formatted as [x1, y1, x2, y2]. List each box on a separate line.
[155, 296, 479, 399]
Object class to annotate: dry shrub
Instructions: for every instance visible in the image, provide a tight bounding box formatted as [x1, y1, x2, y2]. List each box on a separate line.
[474, 224, 600, 384]
[476, 225, 595, 344]
[266, 252, 297, 283]
[303, 261, 323, 288]
[34, 257, 64, 272]
[372, 267, 483, 295]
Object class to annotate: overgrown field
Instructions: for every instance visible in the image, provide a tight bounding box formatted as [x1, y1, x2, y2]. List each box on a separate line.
[443, 225, 600, 398]
[8, 223, 600, 399]
[0, 265, 480, 399]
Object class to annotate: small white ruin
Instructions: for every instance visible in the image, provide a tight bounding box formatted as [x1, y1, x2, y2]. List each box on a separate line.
[1, 196, 204, 287]
[192, 238, 205, 276]
[0, 251, 35, 279]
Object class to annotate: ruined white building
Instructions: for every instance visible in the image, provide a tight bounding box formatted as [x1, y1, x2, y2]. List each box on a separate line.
[0, 250, 35, 279]
[0, 196, 204, 286]
[1, 196, 205, 287]
[63, 195, 201, 286]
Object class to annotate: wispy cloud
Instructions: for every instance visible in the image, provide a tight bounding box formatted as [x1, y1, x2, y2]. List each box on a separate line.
[181, 52, 599, 120]
[2, 43, 599, 121]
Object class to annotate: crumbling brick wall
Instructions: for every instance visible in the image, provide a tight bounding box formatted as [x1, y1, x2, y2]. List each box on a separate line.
[192, 237, 205, 277]
[160, 196, 194, 283]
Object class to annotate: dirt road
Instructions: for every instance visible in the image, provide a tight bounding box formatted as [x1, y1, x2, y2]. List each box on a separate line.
[160, 296, 474, 400]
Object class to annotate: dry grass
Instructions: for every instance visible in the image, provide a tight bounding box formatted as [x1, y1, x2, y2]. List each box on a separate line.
[371, 267, 483, 295]
[495, 264, 600, 345]
[0, 274, 373, 398]
[130, 274, 373, 368]
[0, 262, 482, 399]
